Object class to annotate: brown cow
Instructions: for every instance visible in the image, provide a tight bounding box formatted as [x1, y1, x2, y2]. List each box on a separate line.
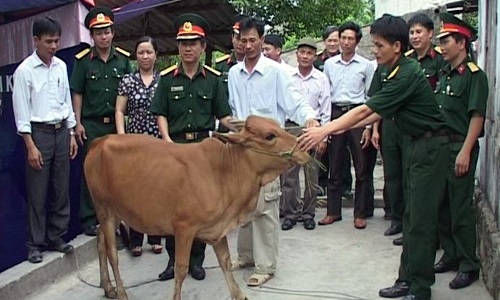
[84, 115, 311, 300]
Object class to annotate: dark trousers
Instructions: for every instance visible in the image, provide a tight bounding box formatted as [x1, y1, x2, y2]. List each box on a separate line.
[326, 106, 371, 218]
[26, 126, 71, 250]
[79, 118, 116, 229]
[365, 144, 378, 216]
[438, 142, 480, 272]
[397, 135, 449, 299]
[129, 229, 161, 248]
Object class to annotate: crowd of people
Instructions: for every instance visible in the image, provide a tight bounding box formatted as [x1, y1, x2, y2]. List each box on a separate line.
[11, 5, 488, 300]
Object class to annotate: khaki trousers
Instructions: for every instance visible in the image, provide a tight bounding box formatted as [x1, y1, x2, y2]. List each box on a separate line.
[237, 178, 281, 274]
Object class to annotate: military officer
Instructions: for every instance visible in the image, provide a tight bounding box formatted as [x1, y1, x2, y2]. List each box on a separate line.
[313, 25, 340, 71]
[299, 14, 450, 300]
[433, 12, 488, 290]
[70, 6, 132, 237]
[150, 13, 233, 282]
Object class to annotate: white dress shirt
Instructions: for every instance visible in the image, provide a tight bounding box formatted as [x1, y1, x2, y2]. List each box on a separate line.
[324, 53, 375, 105]
[291, 67, 331, 125]
[12, 51, 76, 133]
[228, 54, 316, 126]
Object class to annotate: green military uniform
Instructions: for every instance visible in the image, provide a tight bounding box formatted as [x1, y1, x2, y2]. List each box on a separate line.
[405, 45, 446, 90]
[313, 50, 339, 71]
[150, 13, 232, 272]
[366, 55, 449, 300]
[70, 6, 132, 230]
[435, 14, 488, 275]
[214, 52, 238, 132]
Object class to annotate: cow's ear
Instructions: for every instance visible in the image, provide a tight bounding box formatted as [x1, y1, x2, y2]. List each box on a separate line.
[213, 132, 245, 144]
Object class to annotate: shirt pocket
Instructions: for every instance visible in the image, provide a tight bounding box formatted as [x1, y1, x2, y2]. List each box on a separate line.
[197, 90, 213, 115]
[168, 91, 186, 117]
[263, 178, 281, 202]
[250, 95, 273, 117]
[440, 87, 464, 114]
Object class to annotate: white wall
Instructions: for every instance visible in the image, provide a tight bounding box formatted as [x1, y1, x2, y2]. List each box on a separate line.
[375, 0, 448, 17]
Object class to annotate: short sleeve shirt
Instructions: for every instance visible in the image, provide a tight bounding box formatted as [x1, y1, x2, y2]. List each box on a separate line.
[149, 64, 231, 135]
[435, 58, 488, 136]
[118, 71, 161, 138]
[366, 55, 445, 137]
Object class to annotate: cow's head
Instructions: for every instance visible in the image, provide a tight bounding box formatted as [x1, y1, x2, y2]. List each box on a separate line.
[216, 115, 311, 184]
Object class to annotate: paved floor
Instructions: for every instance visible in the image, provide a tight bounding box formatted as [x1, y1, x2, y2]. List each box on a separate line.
[26, 208, 493, 300]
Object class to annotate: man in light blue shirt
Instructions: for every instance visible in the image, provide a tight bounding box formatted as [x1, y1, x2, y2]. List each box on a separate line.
[319, 21, 376, 229]
[228, 17, 319, 286]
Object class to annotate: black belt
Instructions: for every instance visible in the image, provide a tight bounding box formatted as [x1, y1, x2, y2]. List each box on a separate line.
[333, 103, 362, 113]
[448, 133, 466, 143]
[170, 131, 210, 141]
[31, 120, 67, 131]
[415, 128, 450, 140]
[83, 116, 115, 124]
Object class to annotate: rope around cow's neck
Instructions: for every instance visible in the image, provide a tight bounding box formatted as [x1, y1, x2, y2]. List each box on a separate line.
[245, 140, 298, 160]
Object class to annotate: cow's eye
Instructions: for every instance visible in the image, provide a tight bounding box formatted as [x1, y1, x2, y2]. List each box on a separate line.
[265, 133, 277, 141]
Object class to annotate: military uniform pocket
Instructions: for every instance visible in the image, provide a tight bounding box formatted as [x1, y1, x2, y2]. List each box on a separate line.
[168, 92, 186, 117]
[197, 90, 213, 114]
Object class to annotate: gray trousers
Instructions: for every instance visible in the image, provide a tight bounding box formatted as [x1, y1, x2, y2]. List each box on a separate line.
[281, 160, 319, 220]
[26, 127, 71, 250]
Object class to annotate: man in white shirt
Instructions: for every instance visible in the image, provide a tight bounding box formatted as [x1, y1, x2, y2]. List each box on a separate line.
[12, 17, 78, 264]
[228, 17, 319, 286]
[262, 34, 295, 73]
[281, 37, 331, 231]
[319, 21, 375, 229]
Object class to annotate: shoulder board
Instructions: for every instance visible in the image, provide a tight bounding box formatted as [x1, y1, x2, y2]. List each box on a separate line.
[160, 65, 177, 76]
[75, 48, 90, 60]
[387, 66, 400, 80]
[467, 62, 479, 73]
[215, 54, 230, 63]
[203, 65, 221, 76]
[433, 46, 442, 54]
[404, 49, 415, 57]
[316, 49, 324, 56]
[115, 47, 131, 57]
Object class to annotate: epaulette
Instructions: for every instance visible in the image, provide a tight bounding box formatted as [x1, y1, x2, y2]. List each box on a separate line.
[115, 47, 131, 57]
[404, 49, 415, 57]
[316, 49, 324, 56]
[203, 65, 221, 76]
[75, 48, 90, 60]
[434, 46, 442, 54]
[467, 62, 479, 73]
[215, 54, 230, 64]
[160, 65, 177, 76]
[387, 66, 400, 80]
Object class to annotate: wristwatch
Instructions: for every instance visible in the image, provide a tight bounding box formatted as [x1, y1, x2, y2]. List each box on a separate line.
[69, 129, 76, 136]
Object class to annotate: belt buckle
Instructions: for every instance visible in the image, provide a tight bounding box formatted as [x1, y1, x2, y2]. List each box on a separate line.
[54, 122, 62, 130]
[185, 132, 195, 140]
[103, 117, 110, 124]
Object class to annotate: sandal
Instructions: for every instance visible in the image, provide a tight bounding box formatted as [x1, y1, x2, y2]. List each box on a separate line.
[151, 244, 163, 254]
[131, 246, 142, 257]
[247, 273, 273, 286]
[231, 259, 254, 271]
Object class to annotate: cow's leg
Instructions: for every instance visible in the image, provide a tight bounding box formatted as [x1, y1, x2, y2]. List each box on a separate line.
[213, 236, 247, 300]
[102, 220, 128, 300]
[172, 232, 195, 300]
[97, 225, 116, 299]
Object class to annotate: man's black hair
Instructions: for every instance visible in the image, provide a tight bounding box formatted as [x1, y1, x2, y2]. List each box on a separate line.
[32, 17, 61, 38]
[322, 25, 339, 41]
[239, 17, 265, 37]
[339, 21, 362, 43]
[370, 14, 409, 52]
[407, 13, 434, 31]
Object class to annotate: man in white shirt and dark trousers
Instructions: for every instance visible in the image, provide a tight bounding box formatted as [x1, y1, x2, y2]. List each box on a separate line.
[281, 38, 331, 231]
[319, 21, 375, 229]
[228, 17, 319, 286]
[12, 17, 78, 263]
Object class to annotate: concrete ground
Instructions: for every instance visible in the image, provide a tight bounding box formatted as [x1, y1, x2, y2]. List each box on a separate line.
[16, 207, 493, 300]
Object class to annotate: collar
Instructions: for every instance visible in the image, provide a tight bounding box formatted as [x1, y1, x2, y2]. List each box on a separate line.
[416, 45, 437, 60]
[240, 53, 267, 75]
[134, 70, 161, 81]
[293, 67, 318, 79]
[332, 53, 359, 65]
[443, 57, 470, 76]
[90, 46, 116, 60]
[174, 63, 206, 78]
[32, 50, 57, 67]
[322, 50, 339, 61]
[384, 55, 408, 81]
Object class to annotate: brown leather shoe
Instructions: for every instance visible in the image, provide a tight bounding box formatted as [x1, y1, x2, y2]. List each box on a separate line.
[317, 215, 342, 226]
[354, 218, 367, 229]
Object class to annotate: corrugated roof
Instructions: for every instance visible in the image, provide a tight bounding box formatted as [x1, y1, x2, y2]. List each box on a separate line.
[113, 0, 237, 55]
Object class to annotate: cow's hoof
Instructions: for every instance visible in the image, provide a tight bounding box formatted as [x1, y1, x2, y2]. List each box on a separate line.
[104, 288, 118, 299]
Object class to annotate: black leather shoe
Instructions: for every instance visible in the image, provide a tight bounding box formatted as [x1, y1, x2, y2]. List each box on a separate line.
[49, 242, 74, 253]
[303, 219, 316, 230]
[158, 265, 175, 281]
[190, 265, 206, 280]
[28, 249, 43, 264]
[281, 218, 296, 231]
[379, 281, 410, 298]
[393, 236, 403, 246]
[434, 261, 458, 273]
[449, 271, 479, 289]
[83, 225, 98, 236]
[384, 223, 402, 236]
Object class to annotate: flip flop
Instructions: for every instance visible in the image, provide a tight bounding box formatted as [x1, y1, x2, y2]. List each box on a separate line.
[151, 244, 163, 254]
[246, 273, 273, 286]
[131, 246, 142, 257]
[231, 259, 254, 271]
